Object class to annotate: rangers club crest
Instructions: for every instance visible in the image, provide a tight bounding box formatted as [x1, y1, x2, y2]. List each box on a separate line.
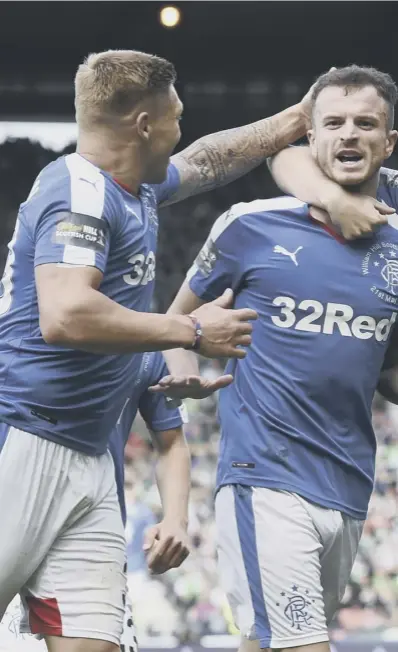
[362, 241, 398, 304]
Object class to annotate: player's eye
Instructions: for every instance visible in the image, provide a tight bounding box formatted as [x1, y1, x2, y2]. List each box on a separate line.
[325, 120, 341, 128]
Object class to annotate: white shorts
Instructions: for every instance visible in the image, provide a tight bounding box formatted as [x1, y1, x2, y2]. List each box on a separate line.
[215, 485, 364, 650]
[0, 592, 138, 652]
[0, 427, 127, 646]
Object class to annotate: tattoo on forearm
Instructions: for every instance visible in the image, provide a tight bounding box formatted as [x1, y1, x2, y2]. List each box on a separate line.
[166, 108, 306, 205]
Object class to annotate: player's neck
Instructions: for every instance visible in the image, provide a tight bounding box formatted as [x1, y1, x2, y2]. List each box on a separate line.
[77, 131, 143, 196]
[309, 172, 380, 231]
[308, 205, 335, 229]
[344, 172, 379, 199]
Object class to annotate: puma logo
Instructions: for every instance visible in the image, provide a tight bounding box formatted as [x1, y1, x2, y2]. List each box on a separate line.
[273, 245, 303, 266]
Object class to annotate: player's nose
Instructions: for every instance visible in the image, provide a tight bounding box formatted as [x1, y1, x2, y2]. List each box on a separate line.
[339, 122, 359, 141]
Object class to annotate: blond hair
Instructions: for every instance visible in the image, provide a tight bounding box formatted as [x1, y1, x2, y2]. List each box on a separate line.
[75, 49, 177, 128]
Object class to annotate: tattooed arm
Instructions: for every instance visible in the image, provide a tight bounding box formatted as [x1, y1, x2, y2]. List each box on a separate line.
[164, 102, 308, 206]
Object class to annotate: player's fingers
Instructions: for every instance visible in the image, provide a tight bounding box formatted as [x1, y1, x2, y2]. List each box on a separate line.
[209, 374, 234, 391]
[148, 538, 181, 572]
[235, 334, 252, 347]
[228, 347, 247, 359]
[211, 288, 234, 308]
[157, 375, 174, 386]
[161, 540, 189, 571]
[234, 308, 258, 322]
[175, 376, 202, 386]
[148, 375, 174, 392]
[157, 375, 199, 387]
[158, 375, 198, 387]
[371, 213, 388, 226]
[142, 526, 159, 552]
[149, 376, 201, 392]
[148, 384, 165, 393]
[167, 544, 190, 570]
[235, 322, 253, 335]
[148, 534, 175, 563]
[373, 200, 395, 215]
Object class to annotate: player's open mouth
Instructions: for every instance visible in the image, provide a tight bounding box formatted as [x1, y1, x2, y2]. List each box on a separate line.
[336, 151, 363, 167]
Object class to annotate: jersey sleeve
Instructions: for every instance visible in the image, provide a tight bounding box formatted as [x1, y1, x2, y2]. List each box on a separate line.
[138, 354, 185, 434]
[378, 167, 398, 211]
[187, 204, 247, 302]
[152, 162, 181, 205]
[26, 157, 119, 272]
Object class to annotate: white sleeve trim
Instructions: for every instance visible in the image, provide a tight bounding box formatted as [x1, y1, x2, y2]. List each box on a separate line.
[210, 196, 305, 242]
[65, 153, 106, 219]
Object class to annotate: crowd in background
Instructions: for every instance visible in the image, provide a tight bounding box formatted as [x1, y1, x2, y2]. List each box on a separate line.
[0, 138, 397, 643]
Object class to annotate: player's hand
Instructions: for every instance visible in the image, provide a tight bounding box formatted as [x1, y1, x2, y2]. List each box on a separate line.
[149, 372, 233, 399]
[324, 190, 395, 240]
[143, 520, 190, 574]
[300, 67, 336, 128]
[192, 289, 257, 359]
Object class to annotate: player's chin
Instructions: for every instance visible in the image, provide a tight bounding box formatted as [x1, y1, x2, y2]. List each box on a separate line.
[330, 167, 370, 187]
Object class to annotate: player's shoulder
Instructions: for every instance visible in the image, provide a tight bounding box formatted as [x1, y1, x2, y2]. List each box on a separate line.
[234, 196, 305, 217]
[21, 153, 121, 223]
[380, 166, 398, 189]
[148, 162, 181, 206]
[210, 196, 306, 241]
[378, 167, 398, 215]
[25, 153, 104, 196]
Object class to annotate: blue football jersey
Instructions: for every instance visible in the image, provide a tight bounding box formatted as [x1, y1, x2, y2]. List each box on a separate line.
[108, 351, 184, 525]
[188, 179, 398, 520]
[0, 153, 180, 455]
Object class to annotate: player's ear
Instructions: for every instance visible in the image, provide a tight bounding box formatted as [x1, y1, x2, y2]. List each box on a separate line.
[136, 112, 151, 141]
[385, 130, 398, 160]
[307, 128, 316, 158]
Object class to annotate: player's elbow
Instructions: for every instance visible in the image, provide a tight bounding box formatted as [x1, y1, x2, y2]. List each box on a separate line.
[40, 317, 69, 346]
[39, 302, 89, 347]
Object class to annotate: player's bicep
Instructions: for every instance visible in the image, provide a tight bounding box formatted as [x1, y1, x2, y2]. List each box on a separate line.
[35, 264, 103, 338]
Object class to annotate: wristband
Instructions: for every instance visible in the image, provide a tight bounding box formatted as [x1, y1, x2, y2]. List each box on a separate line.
[184, 314, 202, 351]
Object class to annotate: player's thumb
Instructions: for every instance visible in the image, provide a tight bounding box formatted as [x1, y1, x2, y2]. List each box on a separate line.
[143, 526, 158, 552]
[373, 200, 395, 216]
[211, 288, 234, 308]
[211, 374, 234, 391]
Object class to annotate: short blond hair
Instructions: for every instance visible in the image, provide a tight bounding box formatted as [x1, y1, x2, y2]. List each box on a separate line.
[75, 49, 177, 128]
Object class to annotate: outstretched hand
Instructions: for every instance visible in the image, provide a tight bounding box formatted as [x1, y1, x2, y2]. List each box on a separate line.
[149, 373, 234, 399]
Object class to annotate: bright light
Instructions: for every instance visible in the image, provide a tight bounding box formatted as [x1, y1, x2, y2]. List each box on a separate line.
[159, 6, 181, 28]
[0, 121, 77, 151]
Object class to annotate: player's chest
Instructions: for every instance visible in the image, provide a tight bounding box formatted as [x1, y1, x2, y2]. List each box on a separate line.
[102, 199, 159, 306]
[246, 228, 398, 336]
